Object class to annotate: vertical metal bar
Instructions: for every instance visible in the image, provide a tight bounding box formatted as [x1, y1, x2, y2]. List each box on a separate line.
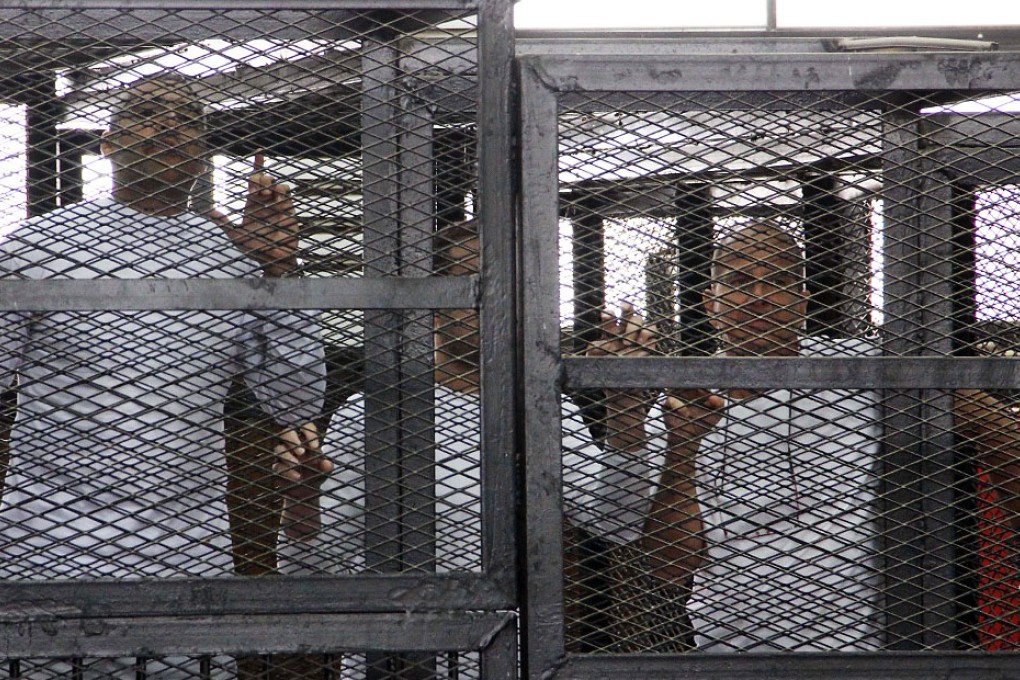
[58, 132, 85, 207]
[478, 0, 518, 599]
[766, 0, 777, 31]
[570, 196, 605, 355]
[396, 85, 437, 575]
[25, 77, 60, 218]
[915, 167, 959, 649]
[950, 184, 979, 356]
[949, 182, 980, 647]
[435, 129, 470, 227]
[674, 182, 714, 356]
[567, 197, 607, 441]
[519, 60, 566, 680]
[480, 617, 518, 680]
[880, 110, 958, 649]
[802, 172, 849, 337]
[361, 35, 404, 574]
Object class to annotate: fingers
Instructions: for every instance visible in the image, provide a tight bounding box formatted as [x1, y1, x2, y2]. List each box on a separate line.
[589, 303, 656, 357]
[664, 390, 725, 434]
[248, 153, 291, 202]
[274, 428, 304, 483]
[299, 422, 334, 476]
[275, 423, 333, 482]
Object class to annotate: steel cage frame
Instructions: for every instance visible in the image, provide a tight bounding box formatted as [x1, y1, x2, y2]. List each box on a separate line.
[0, 0, 518, 674]
[520, 49, 1020, 680]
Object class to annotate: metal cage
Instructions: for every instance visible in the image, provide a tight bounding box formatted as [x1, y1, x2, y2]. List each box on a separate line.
[0, 2, 516, 679]
[521, 42, 1020, 679]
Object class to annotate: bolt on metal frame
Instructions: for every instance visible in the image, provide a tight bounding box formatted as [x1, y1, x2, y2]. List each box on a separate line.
[521, 47, 1020, 679]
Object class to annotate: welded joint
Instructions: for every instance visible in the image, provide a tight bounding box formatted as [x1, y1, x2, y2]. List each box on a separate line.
[520, 57, 577, 94]
[477, 611, 516, 651]
[538, 651, 569, 680]
[387, 574, 503, 613]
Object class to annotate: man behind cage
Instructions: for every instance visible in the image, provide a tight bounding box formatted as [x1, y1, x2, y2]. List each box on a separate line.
[590, 219, 1020, 651]
[0, 73, 327, 677]
[276, 220, 695, 663]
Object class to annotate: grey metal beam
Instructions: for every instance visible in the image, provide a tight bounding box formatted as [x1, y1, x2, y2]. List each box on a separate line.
[519, 60, 568, 680]
[557, 652, 1020, 680]
[880, 113, 958, 649]
[0, 573, 513, 618]
[0, 611, 514, 659]
[0, 277, 478, 312]
[480, 611, 518, 680]
[397, 95, 439, 575]
[521, 51, 1020, 94]
[0, 1, 475, 10]
[516, 37, 841, 56]
[931, 147, 1020, 186]
[923, 113, 1020, 149]
[361, 37, 407, 576]
[0, 10, 342, 43]
[477, 0, 519, 595]
[515, 26, 1020, 50]
[564, 356, 1020, 390]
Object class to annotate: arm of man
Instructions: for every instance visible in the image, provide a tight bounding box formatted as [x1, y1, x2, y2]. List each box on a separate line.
[213, 154, 330, 541]
[642, 391, 723, 585]
[955, 388, 1020, 530]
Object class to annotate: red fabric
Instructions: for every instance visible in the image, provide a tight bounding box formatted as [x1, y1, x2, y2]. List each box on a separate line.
[976, 469, 1020, 650]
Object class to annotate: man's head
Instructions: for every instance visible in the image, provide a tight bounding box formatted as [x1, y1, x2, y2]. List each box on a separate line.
[705, 221, 808, 356]
[100, 74, 207, 195]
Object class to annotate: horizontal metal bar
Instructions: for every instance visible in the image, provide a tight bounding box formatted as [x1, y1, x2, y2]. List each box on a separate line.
[564, 356, 1020, 390]
[932, 147, 1020, 185]
[521, 51, 1020, 93]
[0, 276, 478, 311]
[0, 611, 515, 658]
[516, 27, 1020, 50]
[558, 652, 1020, 680]
[0, 1, 475, 8]
[922, 113, 1020, 148]
[0, 573, 513, 619]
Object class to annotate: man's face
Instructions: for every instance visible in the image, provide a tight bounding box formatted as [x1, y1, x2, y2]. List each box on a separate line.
[705, 233, 808, 356]
[102, 80, 206, 184]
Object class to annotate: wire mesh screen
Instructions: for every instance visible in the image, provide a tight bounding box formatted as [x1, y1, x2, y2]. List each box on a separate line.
[552, 88, 1020, 654]
[7, 648, 482, 680]
[0, 4, 498, 678]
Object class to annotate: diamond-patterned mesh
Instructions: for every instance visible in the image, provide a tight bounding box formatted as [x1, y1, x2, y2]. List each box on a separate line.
[556, 89, 1020, 653]
[0, 5, 490, 677]
[8, 650, 481, 680]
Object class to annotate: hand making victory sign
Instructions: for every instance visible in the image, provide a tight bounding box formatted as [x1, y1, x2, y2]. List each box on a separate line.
[587, 302, 659, 452]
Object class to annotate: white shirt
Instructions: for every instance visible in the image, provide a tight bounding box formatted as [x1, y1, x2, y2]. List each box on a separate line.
[0, 198, 325, 580]
[689, 337, 883, 650]
[280, 384, 628, 573]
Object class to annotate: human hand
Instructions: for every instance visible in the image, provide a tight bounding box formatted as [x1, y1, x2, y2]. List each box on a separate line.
[587, 302, 658, 449]
[221, 153, 300, 276]
[587, 301, 657, 359]
[274, 422, 333, 541]
[663, 391, 725, 465]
